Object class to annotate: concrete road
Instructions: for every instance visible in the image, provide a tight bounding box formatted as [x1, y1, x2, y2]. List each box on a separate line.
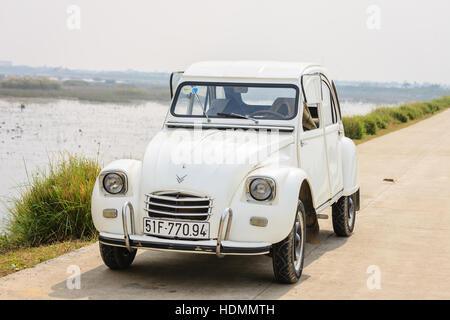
[1, 110, 450, 299]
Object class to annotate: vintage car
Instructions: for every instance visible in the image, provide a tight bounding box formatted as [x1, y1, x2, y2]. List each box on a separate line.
[92, 61, 360, 283]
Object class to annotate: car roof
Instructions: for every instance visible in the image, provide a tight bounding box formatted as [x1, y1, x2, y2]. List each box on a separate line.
[183, 61, 324, 81]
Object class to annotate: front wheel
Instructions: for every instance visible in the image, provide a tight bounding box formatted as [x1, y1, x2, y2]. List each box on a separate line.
[272, 201, 306, 284]
[99, 243, 137, 270]
[332, 196, 356, 237]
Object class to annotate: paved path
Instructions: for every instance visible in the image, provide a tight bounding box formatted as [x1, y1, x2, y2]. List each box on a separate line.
[1, 110, 450, 299]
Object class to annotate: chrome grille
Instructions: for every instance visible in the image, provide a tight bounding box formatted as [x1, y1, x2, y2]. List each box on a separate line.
[144, 191, 212, 221]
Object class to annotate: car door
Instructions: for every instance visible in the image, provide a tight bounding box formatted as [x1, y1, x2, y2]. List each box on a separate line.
[298, 74, 331, 208]
[322, 77, 344, 198]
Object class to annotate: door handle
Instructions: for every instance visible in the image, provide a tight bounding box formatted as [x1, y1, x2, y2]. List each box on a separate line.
[300, 140, 308, 147]
[338, 129, 344, 137]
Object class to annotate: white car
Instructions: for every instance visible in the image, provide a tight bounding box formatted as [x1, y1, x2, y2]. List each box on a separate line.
[92, 61, 360, 283]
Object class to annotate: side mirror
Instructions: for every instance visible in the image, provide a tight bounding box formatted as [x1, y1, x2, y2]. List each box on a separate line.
[169, 71, 184, 99]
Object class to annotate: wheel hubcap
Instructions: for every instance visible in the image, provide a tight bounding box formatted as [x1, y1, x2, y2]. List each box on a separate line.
[293, 212, 304, 270]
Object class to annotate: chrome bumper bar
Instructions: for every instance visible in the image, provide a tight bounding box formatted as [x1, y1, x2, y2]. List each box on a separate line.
[216, 208, 233, 258]
[114, 203, 269, 256]
[122, 201, 135, 252]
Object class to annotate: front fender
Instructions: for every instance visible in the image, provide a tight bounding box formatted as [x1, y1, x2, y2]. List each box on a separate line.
[91, 159, 142, 234]
[228, 166, 310, 244]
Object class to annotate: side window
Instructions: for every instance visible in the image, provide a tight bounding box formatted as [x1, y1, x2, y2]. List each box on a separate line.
[330, 92, 338, 123]
[301, 74, 321, 131]
[303, 105, 321, 130]
[331, 80, 342, 121]
[321, 81, 333, 126]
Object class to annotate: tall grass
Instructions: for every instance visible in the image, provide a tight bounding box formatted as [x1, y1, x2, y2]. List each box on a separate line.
[0, 77, 61, 90]
[4, 155, 100, 249]
[342, 96, 450, 140]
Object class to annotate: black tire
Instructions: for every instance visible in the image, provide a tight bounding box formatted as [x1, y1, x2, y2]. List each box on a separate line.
[272, 201, 306, 284]
[332, 196, 356, 237]
[99, 243, 137, 270]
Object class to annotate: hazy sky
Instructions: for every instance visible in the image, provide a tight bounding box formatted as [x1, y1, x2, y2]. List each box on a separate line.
[0, 0, 449, 83]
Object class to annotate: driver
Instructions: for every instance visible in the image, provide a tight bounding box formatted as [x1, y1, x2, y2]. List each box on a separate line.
[222, 87, 247, 115]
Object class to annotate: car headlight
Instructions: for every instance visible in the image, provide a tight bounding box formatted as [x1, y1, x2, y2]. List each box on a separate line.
[101, 172, 127, 195]
[247, 177, 276, 201]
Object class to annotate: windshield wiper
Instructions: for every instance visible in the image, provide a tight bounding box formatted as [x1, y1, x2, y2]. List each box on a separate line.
[217, 112, 259, 124]
[191, 89, 210, 122]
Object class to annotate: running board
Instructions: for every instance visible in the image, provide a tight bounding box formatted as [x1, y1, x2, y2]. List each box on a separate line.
[317, 214, 328, 219]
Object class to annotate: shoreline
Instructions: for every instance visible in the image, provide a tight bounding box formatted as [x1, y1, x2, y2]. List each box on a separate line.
[0, 87, 169, 104]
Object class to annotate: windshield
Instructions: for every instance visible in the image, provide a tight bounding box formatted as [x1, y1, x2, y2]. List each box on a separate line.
[171, 83, 298, 120]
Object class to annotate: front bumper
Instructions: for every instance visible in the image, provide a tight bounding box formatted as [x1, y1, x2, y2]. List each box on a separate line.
[101, 202, 271, 257]
[99, 233, 271, 255]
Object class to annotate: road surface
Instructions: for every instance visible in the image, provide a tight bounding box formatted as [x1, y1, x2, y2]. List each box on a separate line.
[1, 109, 450, 299]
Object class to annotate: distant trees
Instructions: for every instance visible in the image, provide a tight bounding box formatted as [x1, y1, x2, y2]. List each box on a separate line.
[0, 76, 62, 90]
[62, 79, 90, 86]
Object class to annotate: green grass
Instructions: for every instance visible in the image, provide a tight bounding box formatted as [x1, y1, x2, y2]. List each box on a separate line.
[0, 77, 61, 90]
[0, 239, 96, 278]
[342, 116, 366, 139]
[2, 154, 101, 249]
[342, 96, 450, 140]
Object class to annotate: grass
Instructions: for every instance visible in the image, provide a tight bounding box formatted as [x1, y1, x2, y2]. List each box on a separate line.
[0, 77, 61, 90]
[2, 154, 101, 249]
[0, 239, 96, 278]
[0, 154, 100, 277]
[342, 96, 450, 141]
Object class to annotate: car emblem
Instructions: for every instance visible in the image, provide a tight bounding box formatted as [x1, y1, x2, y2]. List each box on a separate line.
[176, 174, 187, 183]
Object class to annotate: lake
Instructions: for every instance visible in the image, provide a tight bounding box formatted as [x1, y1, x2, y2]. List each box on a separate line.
[0, 98, 387, 230]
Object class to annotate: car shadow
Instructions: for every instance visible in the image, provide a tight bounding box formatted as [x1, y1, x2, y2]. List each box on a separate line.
[49, 230, 347, 300]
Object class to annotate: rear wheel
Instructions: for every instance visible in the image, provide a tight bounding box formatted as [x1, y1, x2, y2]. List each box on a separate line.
[332, 196, 356, 237]
[99, 243, 137, 270]
[272, 201, 306, 284]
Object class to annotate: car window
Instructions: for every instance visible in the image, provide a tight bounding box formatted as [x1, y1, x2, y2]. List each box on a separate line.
[301, 74, 321, 131]
[172, 83, 298, 120]
[331, 80, 343, 121]
[174, 85, 208, 116]
[321, 80, 333, 126]
[330, 92, 338, 123]
[302, 104, 321, 131]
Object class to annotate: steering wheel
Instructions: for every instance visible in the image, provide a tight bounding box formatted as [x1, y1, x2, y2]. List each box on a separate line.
[250, 109, 286, 119]
[271, 99, 294, 116]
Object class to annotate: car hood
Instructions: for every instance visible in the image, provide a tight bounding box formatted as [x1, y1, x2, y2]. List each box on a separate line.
[140, 128, 294, 206]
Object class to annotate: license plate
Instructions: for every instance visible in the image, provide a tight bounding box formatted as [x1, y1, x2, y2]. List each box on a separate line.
[143, 217, 210, 240]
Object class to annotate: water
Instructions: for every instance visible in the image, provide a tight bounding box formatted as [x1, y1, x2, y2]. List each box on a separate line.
[0, 99, 168, 230]
[340, 100, 398, 117]
[0, 98, 387, 230]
